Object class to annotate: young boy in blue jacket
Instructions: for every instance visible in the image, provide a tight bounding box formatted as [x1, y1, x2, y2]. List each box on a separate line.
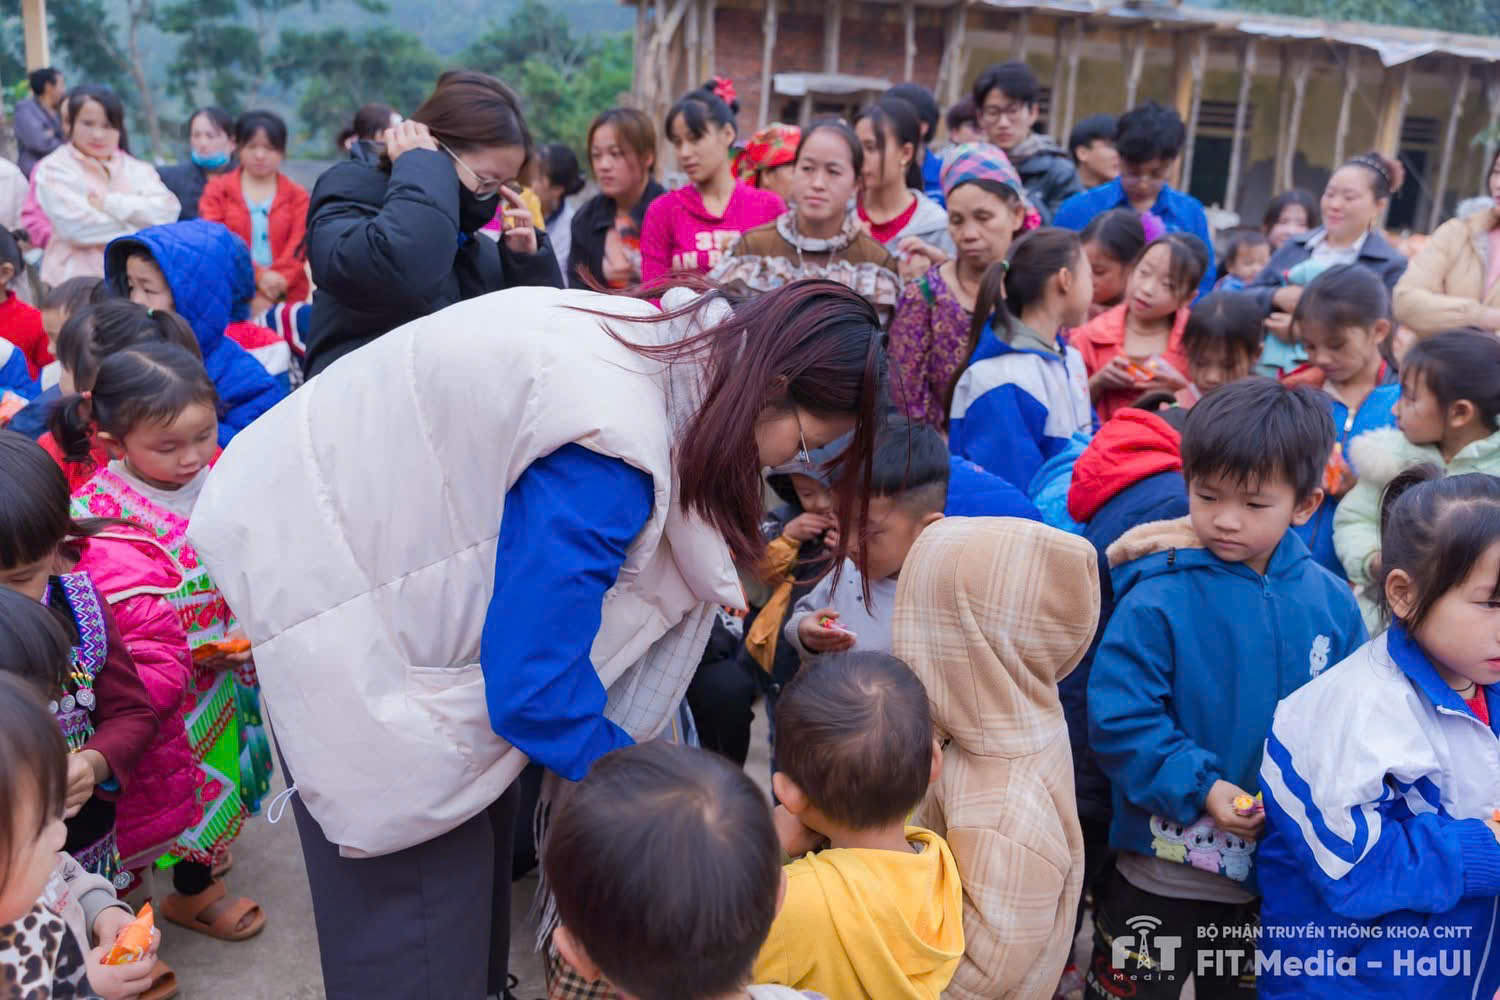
[1085, 378, 1367, 999]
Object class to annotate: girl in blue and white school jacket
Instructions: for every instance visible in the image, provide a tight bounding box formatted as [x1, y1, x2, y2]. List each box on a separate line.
[1259, 469, 1500, 1000]
[948, 227, 1093, 492]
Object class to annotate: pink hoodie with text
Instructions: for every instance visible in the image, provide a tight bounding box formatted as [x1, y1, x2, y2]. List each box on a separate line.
[640, 182, 784, 284]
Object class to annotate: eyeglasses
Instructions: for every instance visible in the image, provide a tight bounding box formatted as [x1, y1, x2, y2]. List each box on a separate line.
[979, 102, 1030, 124]
[439, 141, 504, 198]
[794, 408, 811, 466]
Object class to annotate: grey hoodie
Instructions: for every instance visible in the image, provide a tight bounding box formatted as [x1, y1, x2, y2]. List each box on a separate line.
[877, 190, 955, 257]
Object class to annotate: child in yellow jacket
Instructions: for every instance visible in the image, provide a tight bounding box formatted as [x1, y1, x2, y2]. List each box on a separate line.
[755, 651, 965, 1000]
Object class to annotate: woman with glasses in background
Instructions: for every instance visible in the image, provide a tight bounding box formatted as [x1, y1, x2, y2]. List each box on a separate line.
[301, 70, 564, 377]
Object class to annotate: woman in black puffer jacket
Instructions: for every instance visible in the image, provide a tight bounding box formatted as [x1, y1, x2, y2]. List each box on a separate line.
[303, 71, 563, 377]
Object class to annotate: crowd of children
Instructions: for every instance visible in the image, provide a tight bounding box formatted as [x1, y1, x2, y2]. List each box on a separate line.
[5, 46, 1500, 1000]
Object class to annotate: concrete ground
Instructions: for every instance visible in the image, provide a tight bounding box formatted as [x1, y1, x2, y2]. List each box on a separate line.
[153, 710, 778, 999]
[151, 706, 1143, 1000]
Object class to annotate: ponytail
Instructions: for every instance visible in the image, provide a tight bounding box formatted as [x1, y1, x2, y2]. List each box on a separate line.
[49, 342, 219, 463]
[942, 228, 1083, 424]
[56, 300, 199, 392]
[857, 97, 925, 192]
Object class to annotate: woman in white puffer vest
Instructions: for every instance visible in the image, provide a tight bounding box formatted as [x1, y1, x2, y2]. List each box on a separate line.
[186, 279, 888, 1000]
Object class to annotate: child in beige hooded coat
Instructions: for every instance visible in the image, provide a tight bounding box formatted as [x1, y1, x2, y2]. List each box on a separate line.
[894, 516, 1099, 999]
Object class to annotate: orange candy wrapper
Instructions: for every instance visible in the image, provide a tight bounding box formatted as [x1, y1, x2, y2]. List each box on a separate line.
[191, 637, 251, 662]
[103, 903, 154, 965]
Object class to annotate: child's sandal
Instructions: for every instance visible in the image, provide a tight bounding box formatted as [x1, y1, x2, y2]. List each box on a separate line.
[141, 958, 180, 1000]
[160, 880, 266, 942]
[211, 850, 233, 879]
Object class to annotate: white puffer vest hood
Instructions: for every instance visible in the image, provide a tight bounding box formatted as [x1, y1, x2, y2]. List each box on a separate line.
[188, 286, 741, 857]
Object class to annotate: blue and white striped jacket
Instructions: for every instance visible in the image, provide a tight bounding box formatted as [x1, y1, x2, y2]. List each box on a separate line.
[1258, 624, 1500, 999]
[948, 319, 1092, 492]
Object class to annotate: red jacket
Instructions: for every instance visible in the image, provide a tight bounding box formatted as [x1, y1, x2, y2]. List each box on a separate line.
[199, 167, 311, 304]
[1067, 408, 1184, 523]
[73, 528, 202, 867]
[0, 290, 51, 374]
[1072, 303, 1192, 424]
[40, 431, 108, 492]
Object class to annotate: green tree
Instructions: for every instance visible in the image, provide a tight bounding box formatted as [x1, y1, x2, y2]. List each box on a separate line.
[271, 24, 441, 147]
[160, 0, 390, 115]
[1215, 0, 1500, 36]
[460, 0, 633, 153]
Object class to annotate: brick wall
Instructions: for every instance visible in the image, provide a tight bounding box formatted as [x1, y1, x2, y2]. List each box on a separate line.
[712, 0, 948, 133]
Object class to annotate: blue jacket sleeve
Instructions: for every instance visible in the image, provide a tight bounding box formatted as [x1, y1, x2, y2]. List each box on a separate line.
[949, 382, 1050, 492]
[1088, 588, 1223, 824]
[207, 340, 286, 445]
[0, 340, 38, 398]
[1182, 201, 1217, 300]
[1051, 191, 1091, 232]
[1261, 728, 1500, 919]
[480, 443, 653, 780]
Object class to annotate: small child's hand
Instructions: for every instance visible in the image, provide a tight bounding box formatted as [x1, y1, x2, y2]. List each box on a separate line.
[91, 906, 134, 948]
[84, 931, 159, 1000]
[65, 750, 107, 817]
[1264, 312, 1295, 344]
[1205, 780, 1266, 840]
[773, 804, 827, 857]
[1091, 355, 1139, 393]
[783, 513, 835, 544]
[798, 609, 856, 653]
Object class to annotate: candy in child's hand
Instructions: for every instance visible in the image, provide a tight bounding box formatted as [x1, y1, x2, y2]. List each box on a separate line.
[1124, 361, 1155, 382]
[191, 637, 252, 662]
[816, 615, 858, 641]
[103, 903, 154, 965]
[1233, 792, 1264, 817]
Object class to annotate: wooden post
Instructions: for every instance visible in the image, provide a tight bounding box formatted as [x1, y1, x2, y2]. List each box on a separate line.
[1012, 12, 1030, 62]
[1050, 19, 1068, 139]
[1180, 33, 1207, 189]
[22, 0, 49, 70]
[1332, 48, 1359, 168]
[684, 0, 700, 88]
[1271, 45, 1292, 194]
[1483, 69, 1500, 195]
[1224, 37, 1257, 212]
[1373, 62, 1410, 159]
[1063, 19, 1082, 145]
[938, 2, 970, 109]
[758, 0, 778, 130]
[1282, 45, 1311, 191]
[1373, 62, 1410, 228]
[1123, 28, 1146, 110]
[701, 0, 715, 84]
[1428, 61, 1472, 232]
[824, 0, 844, 75]
[633, 0, 649, 102]
[903, 0, 917, 83]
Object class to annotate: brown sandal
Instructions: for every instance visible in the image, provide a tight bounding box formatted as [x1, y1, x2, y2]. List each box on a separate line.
[141, 958, 180, 1000]
[160, 880, 266, 942]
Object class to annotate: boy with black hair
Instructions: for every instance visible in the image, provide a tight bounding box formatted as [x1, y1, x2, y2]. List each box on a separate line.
[756, 651, 963, 999]
[545, 740, 824, 1000]
[1084, 378, 1366, 999]
[1181, 291, 1265, 396]
[944, 96, 984, 146]
[1055, 101, 1216, 298]
[971, 61, 1082, 222]
[1068, 114, 1120, 190]
[886, 83, 946, 206]
[786, 419, 947, 658]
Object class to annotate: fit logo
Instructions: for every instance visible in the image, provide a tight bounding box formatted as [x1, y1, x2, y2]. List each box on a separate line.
[1112, 915, 1184, 972]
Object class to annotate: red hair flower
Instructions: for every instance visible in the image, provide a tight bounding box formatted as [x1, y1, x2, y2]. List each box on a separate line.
[712, 76, 738, 107]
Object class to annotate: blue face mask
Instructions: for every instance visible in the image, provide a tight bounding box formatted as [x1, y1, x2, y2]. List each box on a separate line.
[191, 150, 231, 170]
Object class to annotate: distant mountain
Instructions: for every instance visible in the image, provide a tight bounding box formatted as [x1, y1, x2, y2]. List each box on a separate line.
[328, 0, 633, 56]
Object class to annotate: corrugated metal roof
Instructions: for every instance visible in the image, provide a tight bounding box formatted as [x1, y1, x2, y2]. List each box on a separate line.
[973, 0, 1500, 64]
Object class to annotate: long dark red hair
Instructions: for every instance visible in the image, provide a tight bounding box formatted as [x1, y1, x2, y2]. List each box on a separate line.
[586, 279, 887, 569]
